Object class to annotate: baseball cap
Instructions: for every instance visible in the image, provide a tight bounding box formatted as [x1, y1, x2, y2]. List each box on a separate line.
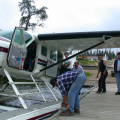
[50, 77, 56, 87]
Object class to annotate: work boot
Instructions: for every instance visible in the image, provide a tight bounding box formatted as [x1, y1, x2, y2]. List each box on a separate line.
[74, 108, 80, 114]
[61, 108, 68, 113]
[115, 92, 120, 95]
[60, 109, 74, 116]
[102, 91, 106, 93]
[96, 91, 101, 93]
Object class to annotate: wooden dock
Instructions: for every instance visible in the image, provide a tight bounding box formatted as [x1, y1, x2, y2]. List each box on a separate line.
[51, 84, 120, 120]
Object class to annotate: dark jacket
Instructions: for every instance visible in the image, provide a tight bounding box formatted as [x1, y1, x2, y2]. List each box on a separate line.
[114, 59, 118, 73]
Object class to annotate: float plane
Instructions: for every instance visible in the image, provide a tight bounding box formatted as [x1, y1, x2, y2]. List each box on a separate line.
[0, 27, 120, 119]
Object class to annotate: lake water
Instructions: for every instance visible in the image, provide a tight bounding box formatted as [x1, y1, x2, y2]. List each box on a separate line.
[0, 84, 89, 113]
[0, 109, 7, 113]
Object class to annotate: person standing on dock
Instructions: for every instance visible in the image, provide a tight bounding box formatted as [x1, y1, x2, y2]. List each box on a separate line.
[50, 71, 86, 116]
[60, 52, 73, 74]
[96, 54, 108, 93]
[114, 52, 120, 95]
[73, 62, 84, 73]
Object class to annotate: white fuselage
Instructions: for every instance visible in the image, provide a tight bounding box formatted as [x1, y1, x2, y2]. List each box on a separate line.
[0, 36, 57, 80]
[0, 37, 10, 67]
[0, 29, 77, 80]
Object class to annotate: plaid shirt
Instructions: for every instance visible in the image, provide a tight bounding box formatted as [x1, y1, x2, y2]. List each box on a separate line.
[57, 71, 81, 96]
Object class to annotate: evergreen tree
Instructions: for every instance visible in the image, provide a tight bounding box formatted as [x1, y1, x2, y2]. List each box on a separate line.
[98, 50, 101, 55]
[97, 49, 98, 55]
[87, 51, 89, 56]
[18, 0, 48, 31]
[108, 50, 112, 60]
[89, 50, 92, 56]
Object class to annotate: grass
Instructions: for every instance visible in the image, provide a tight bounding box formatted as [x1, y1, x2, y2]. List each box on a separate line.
[85, 71, 93, 77]
[78, 59, 98, 66]
[0, 76, 7, 84]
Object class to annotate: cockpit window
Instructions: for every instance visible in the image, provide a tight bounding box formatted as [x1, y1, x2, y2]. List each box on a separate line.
[41, 46, 47, 57]
[50, 51, 57, 61]
[0, 30, 32, 44]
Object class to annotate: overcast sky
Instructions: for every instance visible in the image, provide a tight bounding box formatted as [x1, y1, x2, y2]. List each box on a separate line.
[0, 0, 120, 52]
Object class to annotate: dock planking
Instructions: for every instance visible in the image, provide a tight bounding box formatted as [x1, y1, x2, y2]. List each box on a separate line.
[52, 84, 120, 120]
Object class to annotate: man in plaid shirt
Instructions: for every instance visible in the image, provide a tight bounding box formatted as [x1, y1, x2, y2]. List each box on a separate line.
[57, 71, 80, 96]
[50, 70, 87, 116]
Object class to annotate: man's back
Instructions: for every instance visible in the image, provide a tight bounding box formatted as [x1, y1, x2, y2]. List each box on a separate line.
[57, 71, 80, 96]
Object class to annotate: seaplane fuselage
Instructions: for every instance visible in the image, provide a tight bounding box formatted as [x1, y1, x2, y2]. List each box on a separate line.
[0, 28, 59, 80]
[1, 27, 120, 80]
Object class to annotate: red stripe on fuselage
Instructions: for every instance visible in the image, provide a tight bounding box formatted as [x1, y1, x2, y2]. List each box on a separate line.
[38, 58, 47, 63]
[27, 109, 59, 120]
[0, 46, 8, 53]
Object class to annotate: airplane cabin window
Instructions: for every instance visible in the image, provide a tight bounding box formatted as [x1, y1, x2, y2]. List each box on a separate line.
[0, 30, 32, 44]
[14, 30, 23, 46]
[50, 51, 57, 61]
[41, 46, 47, 57]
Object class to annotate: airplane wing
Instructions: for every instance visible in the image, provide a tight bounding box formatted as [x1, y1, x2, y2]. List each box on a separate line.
[38, 31, 120, 51]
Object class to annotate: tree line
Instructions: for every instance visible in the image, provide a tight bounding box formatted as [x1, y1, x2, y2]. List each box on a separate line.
[85, 49, 117, 60]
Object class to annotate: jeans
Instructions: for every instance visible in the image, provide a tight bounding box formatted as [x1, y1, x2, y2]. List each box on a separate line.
[98, 72, 108, 92]
[29, 58, 34, 68]
[68, 73, 87, 112]
[116, 72, 120, 92]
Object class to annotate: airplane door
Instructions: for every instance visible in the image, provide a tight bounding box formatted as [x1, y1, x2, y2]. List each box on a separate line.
[7, 27, 27, 69]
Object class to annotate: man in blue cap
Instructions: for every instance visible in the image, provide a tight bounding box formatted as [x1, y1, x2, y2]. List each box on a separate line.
[50, 70, 86, 116]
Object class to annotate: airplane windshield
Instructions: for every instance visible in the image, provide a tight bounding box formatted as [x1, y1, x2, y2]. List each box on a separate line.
[0, 30, 32, 44]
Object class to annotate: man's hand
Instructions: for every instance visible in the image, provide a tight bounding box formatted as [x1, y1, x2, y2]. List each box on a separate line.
[103, 71, 106, 75]
[97, 68, 100, 78]
[61, 102, 68, 108]
[96, 74, 98, 78]
[32, 60, 34, 63]
[103, 61, 107, 76]
[61, 103, 65, 107]
[62, 95, 68, 108]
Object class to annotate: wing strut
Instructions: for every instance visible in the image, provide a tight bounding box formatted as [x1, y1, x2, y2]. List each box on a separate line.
[40, 39, 106, 72]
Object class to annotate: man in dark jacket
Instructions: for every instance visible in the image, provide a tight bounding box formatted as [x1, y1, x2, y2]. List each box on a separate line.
[114, 52, 120, 95]
[96, 54, 108, 93]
